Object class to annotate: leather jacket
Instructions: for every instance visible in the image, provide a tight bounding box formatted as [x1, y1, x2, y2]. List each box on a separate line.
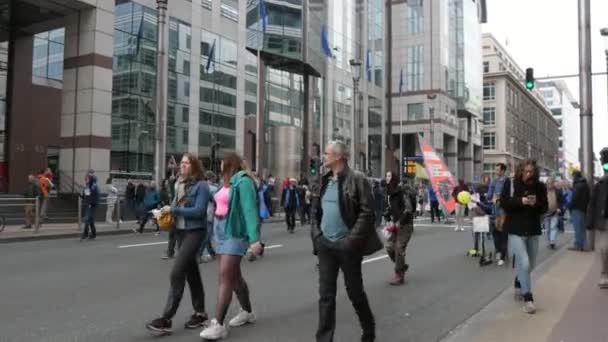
[384, 184, 416, 225]
[312, 166, 383, 256]
[587, 174, 608, 231]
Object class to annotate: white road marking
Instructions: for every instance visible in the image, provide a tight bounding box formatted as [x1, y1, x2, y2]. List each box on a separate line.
[264, 244, 283, 249]
[362, 254, 389, 264]
[118, 241, 168, 248]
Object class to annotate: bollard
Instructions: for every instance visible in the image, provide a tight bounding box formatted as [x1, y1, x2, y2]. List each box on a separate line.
[77, 195, 82, 232]
[34, 197, 40, 233]
[116, 198, 121, 230]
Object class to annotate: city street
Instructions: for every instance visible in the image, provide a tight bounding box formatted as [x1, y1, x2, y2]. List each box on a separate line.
[0, 220, 570, 342]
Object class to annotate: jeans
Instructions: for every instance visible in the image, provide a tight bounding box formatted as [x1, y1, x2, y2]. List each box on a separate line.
[105, 198, 116, 222]
[166, 227, 179, 257]
[40, 197, 49, 219]
[386, 223, 413, 274]
[81, 205, 97, 239]
[571, 209, 586, 250]
[508, 234, 539, 296]
[544, 214, 559, 243]
[430, 201, 441, 222]
[315, 237, 375, 342]
[597, 226, 608, 277]
[285, 208, 296, 231]
[456, 204, 466, 229]
[162, 229, 206, 319]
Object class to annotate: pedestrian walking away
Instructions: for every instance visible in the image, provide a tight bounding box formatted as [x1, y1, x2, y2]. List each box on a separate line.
[135, 181, 146, 223]
[136, 181, 161, 234]
[282, 178, 301, 233]
[453, 179, 469, 231]
[311, 140, 382, 342]
[427, 184, 441, 223]
[22, 174, 41, 229]
[146, 153, 211, 335]
[588, 147, 608, 289]
[383, 171, 415, 286]
[487, 163, 509, 265]
[567, 171, 590, 251]
[199, 153, 263, 340]
[543, 178, 565, 250]
[500, 159, 548, 314]
[80, 170, 99, 241]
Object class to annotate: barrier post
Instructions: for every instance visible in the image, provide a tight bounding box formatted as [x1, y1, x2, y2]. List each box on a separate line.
[34, 197, 40, 233]
[77, 196, 82, 232]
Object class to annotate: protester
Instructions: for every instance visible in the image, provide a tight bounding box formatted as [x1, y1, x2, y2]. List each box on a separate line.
[37, 170, 51, 222]
[487, 163, 508, 265]
[544, 178, 565, 249]
[428, 184, 441, 223]
[500, 159, 548, 314]
[80, 170, 99, 241]
[587, 147, 608, 288]
[281, 178, 300, 233]
[23, 174, 40, 229]
[568, 171, 590, 251]
[265, 175, 275, 216]
[105, 177, 119, 224]
[383, 171, 415, 286]
[146, 153, 211, 334]
[199, 153, 263, 340]
[452, 179, 469, 231]
[200, 170, 219, 263]
[136, 181, 160, 234]
[311, 140, 381, 342]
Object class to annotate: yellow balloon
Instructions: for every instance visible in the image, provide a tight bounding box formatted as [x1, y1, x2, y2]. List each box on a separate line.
[457, 191, 472, 205]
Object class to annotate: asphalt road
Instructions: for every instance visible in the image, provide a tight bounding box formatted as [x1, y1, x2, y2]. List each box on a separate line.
[0, 219, 571, 342]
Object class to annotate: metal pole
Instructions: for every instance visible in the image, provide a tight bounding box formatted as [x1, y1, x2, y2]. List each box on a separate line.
[578, 0, 594, 250]
[353, 77, 360, 170]
[77, 195, 82, 231]
[400, 105, 403, 181]
[154, 0, 168, 187]
[34, 197, 40, 233]
[116, 198, 121, 230]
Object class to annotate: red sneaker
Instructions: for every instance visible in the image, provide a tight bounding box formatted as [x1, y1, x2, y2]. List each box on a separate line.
[389, 273, 405, 286]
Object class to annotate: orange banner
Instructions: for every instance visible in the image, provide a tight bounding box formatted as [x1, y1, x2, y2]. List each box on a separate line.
[418, 135, 457, 214]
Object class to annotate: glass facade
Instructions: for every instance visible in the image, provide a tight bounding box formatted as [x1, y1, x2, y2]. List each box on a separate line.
[0, 0, 8, 192]
[32, 28, 65, 81]
[167, 19, 191, 157]
[368, 95, 382, 177]
[406, 45, 423, 91]
[110, 1, 158, 172]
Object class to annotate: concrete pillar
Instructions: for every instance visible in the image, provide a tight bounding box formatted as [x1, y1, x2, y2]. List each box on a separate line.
[461, 141, 474, 182]
[444, 135, 458, 180]
[59, 3, 114, 192]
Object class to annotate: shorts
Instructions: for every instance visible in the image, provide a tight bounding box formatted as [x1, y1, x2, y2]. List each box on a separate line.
[214, 217, 249, 256]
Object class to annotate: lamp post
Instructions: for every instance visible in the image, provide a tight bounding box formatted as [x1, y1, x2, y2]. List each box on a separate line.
[349, 59, 362, 171]
[510, 137, 515, 176]
[154, 0, 169, 186]
[601, 28, 608, 125]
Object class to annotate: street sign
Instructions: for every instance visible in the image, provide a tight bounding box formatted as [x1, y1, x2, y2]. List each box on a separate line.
[403, 156, 423, 175]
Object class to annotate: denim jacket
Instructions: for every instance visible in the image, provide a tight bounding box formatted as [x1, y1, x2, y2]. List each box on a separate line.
[171, 180, 210, 230]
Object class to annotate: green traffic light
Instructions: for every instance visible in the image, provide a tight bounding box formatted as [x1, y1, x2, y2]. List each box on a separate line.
[526, 81, 534, 90]
[310, 169, 317, 174]
[603, 163, 608, 171]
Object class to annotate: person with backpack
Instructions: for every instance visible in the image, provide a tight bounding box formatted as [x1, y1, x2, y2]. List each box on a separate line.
[199, 153, 263, 340]
[282, 178, 301, 233]
[500, 159, 548, 314]
[383, 171, 416, 286]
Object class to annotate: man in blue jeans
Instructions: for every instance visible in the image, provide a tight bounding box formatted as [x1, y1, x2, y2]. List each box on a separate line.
[568, 171, 590, 251]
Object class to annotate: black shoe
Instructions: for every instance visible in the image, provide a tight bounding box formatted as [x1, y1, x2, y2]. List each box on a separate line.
[146, 317, 172, 334]
[184, 313, 209, 329]
[22, 225, 32, 229]
[550, 243, 556, 250]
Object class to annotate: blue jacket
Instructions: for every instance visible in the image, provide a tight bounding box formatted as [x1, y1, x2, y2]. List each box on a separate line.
[83, 176, 99, 207]
[281, 187, 300, 210]
[487, 176, 507, 202]
[171, 180, 210, 230]
[143, 188, 160, 210]
[427, 185, 438, 202]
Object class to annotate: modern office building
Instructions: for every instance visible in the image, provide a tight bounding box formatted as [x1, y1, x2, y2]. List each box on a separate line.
[537, 80, 580, 179]
[0, 0, 386, 194]
[481, 33, 559, 178]
[389, 0, 486, 182]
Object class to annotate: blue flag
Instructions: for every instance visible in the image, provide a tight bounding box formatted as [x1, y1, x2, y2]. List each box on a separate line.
[366, 49, 372, 81]
[206, 39, 216, 73]
[399, 69, 404, 96]
[133, 14, 144, 56]
[321, 25, 333, 58]
[260, 0, 268, 33]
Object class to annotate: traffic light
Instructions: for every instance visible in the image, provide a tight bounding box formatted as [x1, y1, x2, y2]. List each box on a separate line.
[601, 147, 608, 171]
[525, 68, 535, 90]
[309, 158, 319, 175]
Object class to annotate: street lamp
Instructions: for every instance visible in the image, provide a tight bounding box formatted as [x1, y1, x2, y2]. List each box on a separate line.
[349, 58, 362, 170]
[154, 0, 169, 186]
[600, 28, 608, 121]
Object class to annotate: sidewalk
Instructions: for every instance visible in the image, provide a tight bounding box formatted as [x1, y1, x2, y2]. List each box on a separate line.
[442, 245, 608, 342]
[0, 215, 288, 243]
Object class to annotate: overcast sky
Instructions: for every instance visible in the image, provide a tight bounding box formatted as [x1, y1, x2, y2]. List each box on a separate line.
[482, 0, 608, 151]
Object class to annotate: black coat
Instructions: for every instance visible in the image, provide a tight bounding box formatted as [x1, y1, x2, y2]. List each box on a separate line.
[384, 185, 415, 225]
[500, 178, 548, 237]
[569, 176, 590, 212]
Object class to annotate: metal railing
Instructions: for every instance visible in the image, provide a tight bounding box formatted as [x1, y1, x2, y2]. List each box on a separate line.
[0, 197, 41, 232]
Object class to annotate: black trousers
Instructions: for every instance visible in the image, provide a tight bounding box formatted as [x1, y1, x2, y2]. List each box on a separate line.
[315, 237, 375, 342]
[166, 227, 179, 257]
[300, 204, 311, 224]
[285, 209, 296, 231]
[492, 228, 508, 260]
[430, 201, 441, 222]
[139, 211, 159, 233]
[162, 229, 206, 319]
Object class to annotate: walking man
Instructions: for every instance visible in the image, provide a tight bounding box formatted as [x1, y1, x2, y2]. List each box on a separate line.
[282, 178, 300, 233]
[23, 174, 40, 229]
[312, 140, 382, 342]
[81, 170, 99, 240]
[568, 171, 590, 251]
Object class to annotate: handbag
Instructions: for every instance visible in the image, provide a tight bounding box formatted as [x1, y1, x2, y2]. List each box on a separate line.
[157, 185, 189, 231]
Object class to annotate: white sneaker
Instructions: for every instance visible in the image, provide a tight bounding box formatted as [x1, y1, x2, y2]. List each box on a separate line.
[200, 319, 228, 339]
[228, 308, 256, 327]
[454, 226, 460, 232]
[496, 252, 502, 262]
[523, 301, 536, 314]
[460, 227, 466, 231]
[497, 259, 505, 267]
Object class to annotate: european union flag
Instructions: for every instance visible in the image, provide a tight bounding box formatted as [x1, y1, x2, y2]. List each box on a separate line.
[321, 25, 333, 58]
[206, 39, 216, 73]
[260, 0, 268, 33]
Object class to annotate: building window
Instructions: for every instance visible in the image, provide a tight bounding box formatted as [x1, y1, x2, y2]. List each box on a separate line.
[483, 132, 496, 150]
[483, 82, 495, 100]
[182, 128, 188, 145]
[483, 61, 489, 73]
[406, 45, 424, 91]
[32, 28, 65, 81]
[483, 107, 495, 125]
[483, 163, 497, 178]
[407, 103, 424, 121]
[202, 0, 212, 10]
[407, 0, 423, 34]
[221, 0, 238, 21]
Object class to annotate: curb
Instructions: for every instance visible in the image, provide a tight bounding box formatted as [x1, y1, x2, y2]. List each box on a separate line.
[0, 227, 158, 244]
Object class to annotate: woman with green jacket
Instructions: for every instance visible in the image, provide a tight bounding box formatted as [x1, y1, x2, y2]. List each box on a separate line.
[200, 153, 263, 340]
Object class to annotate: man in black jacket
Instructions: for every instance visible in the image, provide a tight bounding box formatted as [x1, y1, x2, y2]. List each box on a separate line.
[568, 171, 590, 251]
[311, 140, 381, 342]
